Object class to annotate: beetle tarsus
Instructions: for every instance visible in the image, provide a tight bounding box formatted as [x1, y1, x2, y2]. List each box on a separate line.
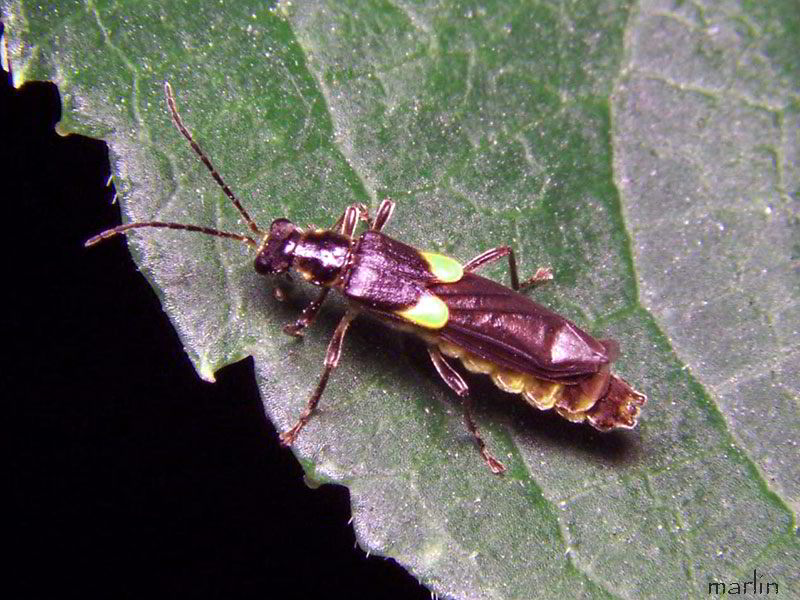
[279, 424, 303, 447]
[463, 394, 507, 475]
[483, 452, 507, 475]
[280, 369, 331, 445]
[519, 266, 554, 289]
[355, 203, 371, 226]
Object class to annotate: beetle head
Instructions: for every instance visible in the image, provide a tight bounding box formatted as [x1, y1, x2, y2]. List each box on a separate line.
[254, 218, 300, 275]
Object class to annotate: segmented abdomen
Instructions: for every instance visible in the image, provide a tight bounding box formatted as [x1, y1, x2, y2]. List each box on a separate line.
[437, 340, 645, 431]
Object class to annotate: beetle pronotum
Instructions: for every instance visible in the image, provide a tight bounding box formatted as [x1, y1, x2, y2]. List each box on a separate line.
[88, 83, 646, 474]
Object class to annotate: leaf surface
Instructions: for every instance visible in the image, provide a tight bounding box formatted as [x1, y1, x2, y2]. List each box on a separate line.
[5, 0, 797, 597]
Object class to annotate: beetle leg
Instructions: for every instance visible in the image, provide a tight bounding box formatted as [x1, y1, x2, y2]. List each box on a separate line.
[331, 204, 368, 236]
[341, 205, 361, 237]
[332, 200, 393, 234]
[279, 309, 357, 446]
[354, 203, 371, 226]
[463, 246, 553, 291]
[371, 199, 395, 232]
[427, 346, 506, 474]
[519, 266, 554, 289]
[283, 288, 330, 337]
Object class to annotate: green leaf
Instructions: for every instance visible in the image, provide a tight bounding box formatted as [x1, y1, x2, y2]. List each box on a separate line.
[6, 0, 797, 597]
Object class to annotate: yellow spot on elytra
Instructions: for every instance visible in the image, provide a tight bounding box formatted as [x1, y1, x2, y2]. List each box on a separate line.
[421, 252, 463, 283]
[396, 294, 449, 329]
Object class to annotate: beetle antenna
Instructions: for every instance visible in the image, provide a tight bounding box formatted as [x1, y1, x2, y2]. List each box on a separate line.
[164, 81, 263, 237]
[84, 221, 257, 248]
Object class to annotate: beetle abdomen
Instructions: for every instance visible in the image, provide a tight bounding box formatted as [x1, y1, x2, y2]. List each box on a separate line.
[437, 340, 645, 430]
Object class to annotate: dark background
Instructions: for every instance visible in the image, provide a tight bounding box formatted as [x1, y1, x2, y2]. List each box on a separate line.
[4, 31, 430, 600]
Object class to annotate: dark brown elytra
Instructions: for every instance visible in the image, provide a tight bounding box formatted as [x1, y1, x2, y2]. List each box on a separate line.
[87, 83, 647, 475]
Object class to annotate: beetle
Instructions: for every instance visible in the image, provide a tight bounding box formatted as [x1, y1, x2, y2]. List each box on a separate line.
[87, 83, 646, 474]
